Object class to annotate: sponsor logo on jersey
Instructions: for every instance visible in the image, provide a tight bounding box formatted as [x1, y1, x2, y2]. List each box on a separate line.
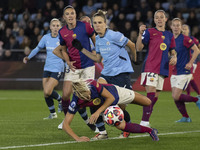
[92, 98, 101, 105]
[160, 43, 167, 51]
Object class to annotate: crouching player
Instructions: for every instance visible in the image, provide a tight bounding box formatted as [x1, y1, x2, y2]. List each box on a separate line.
[62, 79, 159, 141]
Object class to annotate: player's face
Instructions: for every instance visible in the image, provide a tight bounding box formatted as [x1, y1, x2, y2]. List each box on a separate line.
[171, 20, 182, 35]
[182, 25, 189, 36]
[50, 21, 61, 35]
[154, 12, 167, 28]
[93, 16, 106, 36]
[63, 8, 76, 24]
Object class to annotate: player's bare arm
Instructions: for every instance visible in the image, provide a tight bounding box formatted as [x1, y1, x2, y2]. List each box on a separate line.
[169, 49, 177, 66]
[185, 44, 200, 70]
[136, 25, 146, 51]
[63, 112, 90, 142]
[126, 40, 137, 62]
[89, 87, 115, 124]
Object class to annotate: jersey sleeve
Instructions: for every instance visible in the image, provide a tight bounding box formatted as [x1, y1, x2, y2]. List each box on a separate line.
[58, 30, 66, 46]
[91, 80, 103, 94]
[110, 31, 128, 47]
[169, 35, 176, 51]
[84, 22, 95, 37]
[28, 36, 46, 59]
[68, 94, 79, 114]
[192, 37, 199, 45]
[142, 29, 150, 45]
[183, 36, 194, 49]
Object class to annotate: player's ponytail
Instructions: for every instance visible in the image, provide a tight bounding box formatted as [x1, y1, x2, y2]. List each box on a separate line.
[93, 9, 107, 23]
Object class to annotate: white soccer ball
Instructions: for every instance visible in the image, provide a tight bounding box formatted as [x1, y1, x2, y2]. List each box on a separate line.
[104, 105, 124, 126]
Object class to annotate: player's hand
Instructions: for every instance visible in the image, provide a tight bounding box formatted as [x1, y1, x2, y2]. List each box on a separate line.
[68, 61, 76, 72]
[72, 39, 83, 51]
[89, 112, 99, 124]
[169, 56, 177, 66]
[185, 62, 193, 70]
[139, 25, 146, 35]
[23, 57, 29, 64]
[76, 136, 90, 142]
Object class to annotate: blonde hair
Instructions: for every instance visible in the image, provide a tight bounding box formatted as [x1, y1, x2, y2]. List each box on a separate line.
[154, 9, 166, 18]
[93, 9, 107, 23]
[172, 18, 182, 24]
[72, 80, 91, 101]
[50, 18, 61, 25]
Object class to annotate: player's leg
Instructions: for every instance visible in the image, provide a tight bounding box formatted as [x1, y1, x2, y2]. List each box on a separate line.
[44, 75, 62, 111]
[140, 72, 159, 127]
[42, 77, 57, 120]
[171, 74, 199, 122]
[116, 120, 159, 141]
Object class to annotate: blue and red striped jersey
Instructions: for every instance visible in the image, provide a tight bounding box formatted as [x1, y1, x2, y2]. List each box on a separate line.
[142, 28, 176, 77]
[173, 34, 194, 75]
[59, 21, 95, 69]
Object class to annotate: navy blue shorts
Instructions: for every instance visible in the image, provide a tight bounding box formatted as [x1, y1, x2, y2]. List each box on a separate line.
[43, 71, 63, 81]
[100, 73, 132, 90]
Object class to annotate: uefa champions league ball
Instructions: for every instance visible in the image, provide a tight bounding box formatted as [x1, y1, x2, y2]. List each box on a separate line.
[104, 105, 124, 126]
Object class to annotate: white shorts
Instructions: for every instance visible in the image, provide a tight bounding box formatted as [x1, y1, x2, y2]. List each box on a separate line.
[192, 64, 197, 73]
[64, 66, 95, 81]
[140, 72, 165, 91]
[170, 74, 192, 90]
[115, 85, 135, 105]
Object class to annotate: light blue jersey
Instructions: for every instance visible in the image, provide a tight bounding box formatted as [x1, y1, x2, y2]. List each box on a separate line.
[28, 33, 65, 72]
[95, 29, 134, 76]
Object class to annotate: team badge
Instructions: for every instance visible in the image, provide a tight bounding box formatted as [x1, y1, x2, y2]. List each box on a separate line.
[189, 39, 192, 43]
[160, 43, 167, 51]
[93, 98, 101, 105]
[106, 41, 110, 45]
[72, 34, 77, 39]
[150, 78, 154, 82]
[161, 36, 165, 40]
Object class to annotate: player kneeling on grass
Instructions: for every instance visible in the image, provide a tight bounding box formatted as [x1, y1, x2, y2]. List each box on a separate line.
[62, 79, 159, 141]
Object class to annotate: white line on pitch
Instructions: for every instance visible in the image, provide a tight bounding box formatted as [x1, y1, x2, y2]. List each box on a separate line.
[0, 130, 200, 149]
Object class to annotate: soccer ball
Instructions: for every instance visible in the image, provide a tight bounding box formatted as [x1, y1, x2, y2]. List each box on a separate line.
[104, 105, 124, 126]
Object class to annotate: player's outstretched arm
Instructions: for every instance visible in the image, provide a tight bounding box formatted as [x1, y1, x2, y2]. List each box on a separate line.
[53, 45, 65, 60]
[126, 40, 137, 62]
[63, 112, 90, 142]
[72, 39, 102, 62]
[136, 25, 146, 51]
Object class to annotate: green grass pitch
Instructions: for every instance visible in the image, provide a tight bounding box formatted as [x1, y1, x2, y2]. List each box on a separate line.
[0, 90, 200, 150]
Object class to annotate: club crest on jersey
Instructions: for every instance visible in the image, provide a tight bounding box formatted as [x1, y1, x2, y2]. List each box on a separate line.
[160, 43, 167, 51]
[106, 41, 110, 45]
[150, 78, 154, 82]
[56, 41, 60, 46]
[189, 39, 192, 43]
[161, 36, 165, 40]
[72, 34, 77, 39]
[92, 98, 101, 105]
